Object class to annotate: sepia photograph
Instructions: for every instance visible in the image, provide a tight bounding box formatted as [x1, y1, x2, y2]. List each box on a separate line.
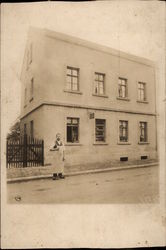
[6, 26, 159, 204]
[1, 1, 166, 248]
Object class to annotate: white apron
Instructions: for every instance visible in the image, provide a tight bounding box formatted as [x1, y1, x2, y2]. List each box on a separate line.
[49, 145, 65, 174]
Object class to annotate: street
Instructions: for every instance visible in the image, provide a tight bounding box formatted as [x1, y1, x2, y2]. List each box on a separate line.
[7, 166, 159, 204]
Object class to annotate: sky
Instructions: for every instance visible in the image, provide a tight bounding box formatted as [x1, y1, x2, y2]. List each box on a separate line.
[1, 1, 165, 135]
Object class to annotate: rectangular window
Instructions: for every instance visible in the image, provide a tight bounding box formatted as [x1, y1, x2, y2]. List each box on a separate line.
[94, 73, 105, 95]
[29, 43, 32, 64]
[30, 120, 34, 138]
[119, 120, 128, 142]
[139, 122, 147, 142]
[24, 88, 27, 106]
[95, 119, 106, 142]
[67, 117, 79, 143]
[118, 78, 127, 98]
[66, 66, 79, 91]
[26, 51, 29, 70]
[27, 43, 32, 69]
[141, 156, 148, 160]
[120, 157, 128, 161]
[138, 82, 146, 101]
[24, 124, 27, 135]
[30, 78, 34, 101]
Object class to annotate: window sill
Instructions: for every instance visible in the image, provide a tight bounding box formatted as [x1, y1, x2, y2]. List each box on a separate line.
[65, 143, 82, 146]
[116, 97, 130, 101]
[29, 97, 34, 102]
[92, 94, 108, 98]
[118, 142, 131, 145]
[93, 142, 108, 145]
[138, 142, 149, 145]
[64, 89, 83, 95]
[137, 100, 148, 104]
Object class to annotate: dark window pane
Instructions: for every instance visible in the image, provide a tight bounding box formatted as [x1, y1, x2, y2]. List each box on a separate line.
[67, 126, 72, 142]
[95, 119, 105, 142]
[72, 126, 78, 142]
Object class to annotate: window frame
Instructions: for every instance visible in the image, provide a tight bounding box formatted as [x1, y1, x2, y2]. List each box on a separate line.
[119, 120, 128, 143]
[94, 72, 105, 96]
[66, 117, 79, 143]
[66, 66, 80, 92]
[95, 119, 106, 143]
[24, 88, 27, 107]
[137, 82, 147, 102]
[29, 77, 34, 102]
[26, 43, 32, 70]
[139, 121, 148, 143]
[29, 43, 32, 64]
[118, 77, 128, 99]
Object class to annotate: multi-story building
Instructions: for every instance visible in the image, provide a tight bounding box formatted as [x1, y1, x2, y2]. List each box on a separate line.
[20, 27, 157, 168]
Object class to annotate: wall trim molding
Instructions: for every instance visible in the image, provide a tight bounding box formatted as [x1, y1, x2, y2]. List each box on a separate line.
[20, 101, 157, 120]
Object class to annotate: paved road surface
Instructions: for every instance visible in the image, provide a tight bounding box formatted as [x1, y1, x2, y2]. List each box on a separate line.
[7, 166, 159, 204]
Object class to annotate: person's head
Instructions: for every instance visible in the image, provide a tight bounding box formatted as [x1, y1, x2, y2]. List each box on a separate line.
[56, 133, 61, 141]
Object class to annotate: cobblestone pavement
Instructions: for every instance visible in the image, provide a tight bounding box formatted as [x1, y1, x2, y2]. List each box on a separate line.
[7, 165, 159, 204]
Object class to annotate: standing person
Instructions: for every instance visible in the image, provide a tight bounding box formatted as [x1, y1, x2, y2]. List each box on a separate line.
[50, 133, 65, 180]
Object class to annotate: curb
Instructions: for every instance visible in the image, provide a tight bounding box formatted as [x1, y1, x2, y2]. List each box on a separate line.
[7, 162, 159, 183]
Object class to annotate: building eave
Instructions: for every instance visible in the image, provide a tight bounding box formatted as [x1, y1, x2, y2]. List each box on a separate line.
[20, 101, 157, 120]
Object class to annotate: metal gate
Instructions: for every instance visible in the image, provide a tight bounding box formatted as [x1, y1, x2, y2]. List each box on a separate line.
[6, 134, 44, 168]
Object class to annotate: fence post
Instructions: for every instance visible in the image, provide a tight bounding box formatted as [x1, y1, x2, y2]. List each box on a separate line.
[41, 140, 44, 166]
[23, 134, 27, 167]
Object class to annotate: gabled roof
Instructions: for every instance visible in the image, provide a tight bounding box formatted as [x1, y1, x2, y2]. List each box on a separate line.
[29, 26, 155, 67]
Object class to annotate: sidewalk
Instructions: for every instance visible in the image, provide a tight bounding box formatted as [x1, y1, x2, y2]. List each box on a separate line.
[7, 160, 159, 183]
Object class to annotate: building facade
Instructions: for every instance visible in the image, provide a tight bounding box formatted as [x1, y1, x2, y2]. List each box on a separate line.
[20, 27, 157, 167]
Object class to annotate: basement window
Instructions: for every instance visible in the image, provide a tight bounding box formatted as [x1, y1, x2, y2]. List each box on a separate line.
[141, 156, 148, 160]
[120, 157, 128, 161]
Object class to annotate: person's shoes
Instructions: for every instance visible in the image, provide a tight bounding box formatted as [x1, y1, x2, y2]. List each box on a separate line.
[58, 173, 65, 179]
[52, 173, 58, 180]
